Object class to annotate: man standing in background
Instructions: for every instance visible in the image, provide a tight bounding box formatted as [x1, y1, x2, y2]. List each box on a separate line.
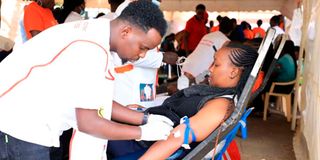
[182, 4, 208, 56]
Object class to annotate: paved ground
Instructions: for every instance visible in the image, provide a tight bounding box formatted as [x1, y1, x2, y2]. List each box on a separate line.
[236, 113, 296, 160]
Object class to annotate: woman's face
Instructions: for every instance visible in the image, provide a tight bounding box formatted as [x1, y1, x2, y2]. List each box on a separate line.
[208, 48, 238, 88]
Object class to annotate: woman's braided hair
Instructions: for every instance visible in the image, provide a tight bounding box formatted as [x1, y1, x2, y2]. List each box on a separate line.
[226, 42, 258, 98]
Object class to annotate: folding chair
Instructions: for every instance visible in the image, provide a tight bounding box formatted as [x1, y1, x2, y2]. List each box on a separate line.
[182, 28, 276, 160]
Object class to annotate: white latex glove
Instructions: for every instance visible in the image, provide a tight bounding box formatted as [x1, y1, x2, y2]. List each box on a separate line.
[138, 114, 174, 141]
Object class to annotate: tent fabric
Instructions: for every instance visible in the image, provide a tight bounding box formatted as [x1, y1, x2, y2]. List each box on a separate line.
[160, 0, 286, 12]
[56, 0, 295, 17]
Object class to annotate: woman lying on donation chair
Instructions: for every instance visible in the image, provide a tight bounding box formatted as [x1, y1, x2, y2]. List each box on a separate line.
[107, 42, 258, 159]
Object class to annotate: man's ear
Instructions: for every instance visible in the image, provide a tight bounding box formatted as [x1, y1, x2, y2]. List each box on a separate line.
[120, 25, 132, 39]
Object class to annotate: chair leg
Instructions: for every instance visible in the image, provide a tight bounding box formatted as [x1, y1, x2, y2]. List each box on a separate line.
[282, 96, 287, 117]
[286, 95, 292, 122]
[263, 93, 270, 121]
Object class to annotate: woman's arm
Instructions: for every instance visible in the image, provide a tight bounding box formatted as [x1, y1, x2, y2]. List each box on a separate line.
[29, 30, 42, 38]
[140, 98, 231, 160]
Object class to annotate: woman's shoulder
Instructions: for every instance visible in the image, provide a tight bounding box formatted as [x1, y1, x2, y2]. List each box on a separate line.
[204, 96, 233, 109]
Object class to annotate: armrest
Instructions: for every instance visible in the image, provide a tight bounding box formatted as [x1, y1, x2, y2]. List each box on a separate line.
[269, 80, 296, 93]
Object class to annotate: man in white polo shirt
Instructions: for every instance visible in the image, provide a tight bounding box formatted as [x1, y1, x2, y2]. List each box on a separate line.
[181, 16, 232, 85]
[0, 1, 173, 160]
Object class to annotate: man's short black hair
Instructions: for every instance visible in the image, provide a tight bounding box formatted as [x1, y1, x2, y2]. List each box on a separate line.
[108, 0, 125, 5]
[118, 0, 167, 37]
[196, 4, 206, 11]
[270, 15, 280, 26]
[219, 16, 232, 34]
[257, 19, 263, 27]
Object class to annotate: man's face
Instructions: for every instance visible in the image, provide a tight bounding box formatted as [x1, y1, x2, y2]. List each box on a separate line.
[116, 27, 162, 62]
[196, 9, 205, 20]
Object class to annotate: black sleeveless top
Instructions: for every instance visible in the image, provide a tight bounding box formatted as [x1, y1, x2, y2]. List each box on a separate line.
[146, 84, 236, 127]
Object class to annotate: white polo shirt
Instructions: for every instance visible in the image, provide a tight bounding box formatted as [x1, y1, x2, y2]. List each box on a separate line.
[182, 31, 229, 78]
[108, 0, 164, 108]
[113, 48, 163, 108]
[65, 11, 83, 23]
[0, 18, 115, 147]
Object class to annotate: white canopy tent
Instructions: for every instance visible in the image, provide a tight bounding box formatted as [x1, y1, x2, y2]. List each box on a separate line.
[0, 0, 297, 39]
[54, 0, 296, 18]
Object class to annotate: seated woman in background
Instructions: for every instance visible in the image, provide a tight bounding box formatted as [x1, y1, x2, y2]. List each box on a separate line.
[107, 42, 258, 159]
[23, 0, 57, 40]
[272, 40, 297, 83]
[53, 0, 86, 23]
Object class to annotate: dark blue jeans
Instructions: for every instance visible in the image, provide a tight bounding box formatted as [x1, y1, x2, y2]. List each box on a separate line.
[107, 140, 148, 159]
[0, 131, 50, 160]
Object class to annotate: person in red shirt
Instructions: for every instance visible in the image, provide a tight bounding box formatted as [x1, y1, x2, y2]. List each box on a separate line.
[242, 21, 254, 40]
[252, 19, 266, 38]
[24, 0, 58, 40]
[182, 4, 208, 56]
[210, 15, 222, 32]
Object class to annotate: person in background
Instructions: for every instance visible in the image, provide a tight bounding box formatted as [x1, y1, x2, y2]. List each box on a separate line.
[252, 19, 266, 38]
[64, 0, 86, 23]
[53, 0, 86, 23]
[209, 20, 214, 32]
[0, 35, 14, 62]
[175, 30, 187, 57]
[109, 0, 125, 12]
[160, 33, 176, 52]
[251, 40, 296, 117]
[159, 33, 178, 81]
[24, 0, 57, 40]
[242, 21, 254, 40]
[0, 1, 173, 160]
[229, 18, 245, 42]
[270, 15, 285, 43]
[182, 4, 208, 56]
[100, 0, 125, 19]
[278, 15, 285, 31]
[272, 40, 297, 83]
[210, 15, 222, 32]
[181, 16, 232, 85]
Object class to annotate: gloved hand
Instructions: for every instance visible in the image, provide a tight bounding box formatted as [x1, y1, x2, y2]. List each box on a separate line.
[138, 114, 174, 141]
